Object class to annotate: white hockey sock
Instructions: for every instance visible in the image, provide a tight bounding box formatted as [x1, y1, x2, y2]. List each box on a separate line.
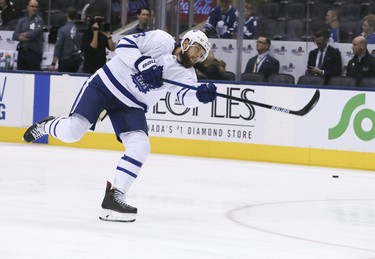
[114, 131, 150, 194]
[44, 114, 92, 143]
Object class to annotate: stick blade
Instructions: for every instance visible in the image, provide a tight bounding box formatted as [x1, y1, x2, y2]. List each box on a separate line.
[290, 89, 320, 116]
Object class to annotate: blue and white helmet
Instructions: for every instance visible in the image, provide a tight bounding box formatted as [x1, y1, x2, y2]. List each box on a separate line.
[180, 29, 211, 62]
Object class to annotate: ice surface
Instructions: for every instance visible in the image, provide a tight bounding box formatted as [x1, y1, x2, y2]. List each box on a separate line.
[0, 143, 374, 259]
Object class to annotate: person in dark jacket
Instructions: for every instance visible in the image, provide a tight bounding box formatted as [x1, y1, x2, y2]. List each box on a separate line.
[12, 0, 44, 71]
[346, 36, 375, 85]
[306, 30, 342, 84]
[0, 0, 18, 27]
[49, 7, 82, 72]
[125, 7, 151, 35]
[244, 36, 279, 81]
[81, 14, 116, 74]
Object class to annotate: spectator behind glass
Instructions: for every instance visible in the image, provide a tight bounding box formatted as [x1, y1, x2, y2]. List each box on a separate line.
[244, 36, 279, 81]
[49, 6, 83, 73]
[306, 30, 342, 84]
[126, 0, 149, 23]
[243, 2, 257, 39]
[0, 0, 18, 27]
[325, 8, 351, 43]
[194, 50, 227, 80]
[346, 36, 375, 85]
[202, 0, 238, 39]
[12, 0, 44, 71]
[361, 14, 375, 44]
[126, 7, 151, 35]
[81, 15, 116, 74]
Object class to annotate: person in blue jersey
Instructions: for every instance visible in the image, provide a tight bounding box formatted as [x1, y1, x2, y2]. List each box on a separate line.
[325, 8, 351, 43]
[22, 29, 217, 223]
[202, 0, 238, 39]
[361, 14, 375, 44]
[242, 2, 257, 39]
[12, 0, 44, 71]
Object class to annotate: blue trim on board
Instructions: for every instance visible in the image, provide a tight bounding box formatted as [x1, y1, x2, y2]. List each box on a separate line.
[33, 73, 50, 144]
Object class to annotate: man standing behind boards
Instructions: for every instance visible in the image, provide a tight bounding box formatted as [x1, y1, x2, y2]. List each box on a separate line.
[126, 7, 151, 35]
[12, 0, 44, 71]
[81, 15, 116, 74]
[49, 7, 83, 73]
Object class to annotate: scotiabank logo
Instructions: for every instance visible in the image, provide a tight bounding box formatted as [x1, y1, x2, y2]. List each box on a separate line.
[329, 94, 375, 141]
[0, 76, 6, 120]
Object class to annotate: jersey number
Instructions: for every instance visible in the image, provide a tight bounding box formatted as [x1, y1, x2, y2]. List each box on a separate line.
[132, 32, 146, 38]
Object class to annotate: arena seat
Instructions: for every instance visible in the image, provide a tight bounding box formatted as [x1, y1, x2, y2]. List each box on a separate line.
[297, 75, 325, 86]
[327, 76, 357, 87]
[281, 2, 306, 19]
[223, 71, 236, 81]
[309, 3, 333, 20]
[339, 4, 362, 21]
[257, 2, 280, 19]
[268, 73, 295, 84]
[257, 18, 278, 38]
[241, 73, 265, 83]
[358, 77, 375, 88]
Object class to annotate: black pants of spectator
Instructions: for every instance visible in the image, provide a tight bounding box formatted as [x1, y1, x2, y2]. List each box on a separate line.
[58, 55, 82, 73]
[17, 49, 42, 71]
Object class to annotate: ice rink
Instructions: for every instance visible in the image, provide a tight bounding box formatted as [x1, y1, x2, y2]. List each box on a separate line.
[0, 142, 375, 259]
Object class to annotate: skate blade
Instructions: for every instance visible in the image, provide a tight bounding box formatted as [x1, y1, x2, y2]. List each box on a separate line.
[99, 209, 136, 223]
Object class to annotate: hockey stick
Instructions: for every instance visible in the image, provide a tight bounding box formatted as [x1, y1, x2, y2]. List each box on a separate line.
[162, 78, 320, 116]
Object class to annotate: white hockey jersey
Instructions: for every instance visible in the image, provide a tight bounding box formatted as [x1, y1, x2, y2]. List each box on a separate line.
[90, 29, 202, 112]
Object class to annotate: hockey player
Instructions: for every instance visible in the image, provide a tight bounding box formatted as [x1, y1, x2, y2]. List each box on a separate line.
[23, 29, 217, 222]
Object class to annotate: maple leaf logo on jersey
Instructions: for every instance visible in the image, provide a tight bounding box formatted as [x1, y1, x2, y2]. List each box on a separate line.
[132, 66, 164, 94]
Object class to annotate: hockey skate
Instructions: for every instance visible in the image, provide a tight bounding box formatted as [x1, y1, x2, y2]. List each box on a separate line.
[99, 181, 137, 222]
[23, 116, 55, 142]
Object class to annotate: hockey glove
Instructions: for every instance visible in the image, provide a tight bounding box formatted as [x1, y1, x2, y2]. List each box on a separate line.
[135, 56, 163, 88]
[196, 83, 217, 103]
